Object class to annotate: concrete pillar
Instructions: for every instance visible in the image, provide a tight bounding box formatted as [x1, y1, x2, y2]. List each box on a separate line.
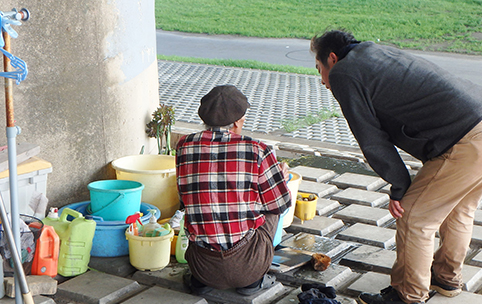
[1, 0, 159, 208]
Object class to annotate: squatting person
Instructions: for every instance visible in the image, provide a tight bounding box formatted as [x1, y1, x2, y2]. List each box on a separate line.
[176, 85, 292, 296]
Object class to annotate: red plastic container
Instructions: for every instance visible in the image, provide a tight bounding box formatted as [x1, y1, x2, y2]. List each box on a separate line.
[31, 225, 60, 277]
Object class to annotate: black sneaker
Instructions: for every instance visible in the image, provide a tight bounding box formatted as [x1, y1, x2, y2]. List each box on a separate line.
[358, 286, 424, 304]
[182, 273, 214, 295]
[430, 275, 462, 297]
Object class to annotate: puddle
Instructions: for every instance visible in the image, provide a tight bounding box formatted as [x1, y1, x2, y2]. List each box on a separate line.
[280, 155, 377, 176]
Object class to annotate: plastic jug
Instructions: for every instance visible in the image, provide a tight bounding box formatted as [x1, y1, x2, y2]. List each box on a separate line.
[42, 208, 96, 277]
[142, 209, 170, 237]
[31, 225, 60, 277]
[175, 216, 188, 263]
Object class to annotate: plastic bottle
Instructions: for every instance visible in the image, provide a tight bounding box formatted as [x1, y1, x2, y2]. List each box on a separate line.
[142, 209, 163, 237]
[42, 208, 96, 277]
[175, 216, 188, 263]
[31, 225, 60, 277]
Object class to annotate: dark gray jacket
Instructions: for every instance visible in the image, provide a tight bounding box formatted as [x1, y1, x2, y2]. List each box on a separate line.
[329, 41, 482, 200]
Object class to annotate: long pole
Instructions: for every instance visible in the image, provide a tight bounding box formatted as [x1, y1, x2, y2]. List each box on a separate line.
[3, 29, 26, 304]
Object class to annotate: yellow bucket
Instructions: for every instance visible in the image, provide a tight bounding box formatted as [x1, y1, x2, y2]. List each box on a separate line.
[125, 229, 174, 271]
[295, 192, 318, 224]
[283, 171, 302, 228]
[111, 155, 179, 219]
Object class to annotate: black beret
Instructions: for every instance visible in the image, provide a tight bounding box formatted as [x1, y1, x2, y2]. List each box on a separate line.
[198, 85, 250, 126]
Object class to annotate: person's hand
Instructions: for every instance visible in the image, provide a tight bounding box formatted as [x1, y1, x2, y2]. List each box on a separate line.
[389, 199, 404, 219]
[280, 162, 290, 182]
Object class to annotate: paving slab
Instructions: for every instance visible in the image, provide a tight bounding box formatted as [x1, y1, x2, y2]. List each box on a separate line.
[471, 225, 482, 246]
[290, 166, 337, 182]
[199, 282, 289, 304]
[0, 296, 55, 304]
[461, 264, 482, 292]
[332, 204, 394, 227]
[345, 272, 390, 297]
[4, 275, 57, 297]
[286, 216, 345, 236]
[292, 263, 359, 290]
[298, 180, 339, 198]
[89, 256, 137, 278]
[470, 250, 482, 267]
[315, 198, 342, 216]
[329, 173, 387, 191]
[330, 188, 389, 207]
[132, 264, 190, 292]
[120, 286, 207, 304]
[429, 291, 482, 303]
[336, 223, 396, 249]
[340, 245, 396, 274]
[280, 233, 354, 258]
[378, 184, 391, 195]
[56, 270, 144, 304]
[475, 209, 482, 226]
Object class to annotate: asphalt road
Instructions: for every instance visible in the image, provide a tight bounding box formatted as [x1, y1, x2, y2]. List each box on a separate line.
[156, 29, 482, 86]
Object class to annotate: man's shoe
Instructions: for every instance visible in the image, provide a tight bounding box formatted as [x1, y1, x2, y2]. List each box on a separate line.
[358, 286, 424, 304]
[430, 275, 462, 297]
[236, 274, 277, 296]
[182, 273, 214, 295]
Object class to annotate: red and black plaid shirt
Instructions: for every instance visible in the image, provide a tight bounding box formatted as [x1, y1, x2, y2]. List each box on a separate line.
[176, 128, 292, 251]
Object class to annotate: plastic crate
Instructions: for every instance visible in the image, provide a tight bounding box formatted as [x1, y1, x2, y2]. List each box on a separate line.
[0, 157, 52, 218]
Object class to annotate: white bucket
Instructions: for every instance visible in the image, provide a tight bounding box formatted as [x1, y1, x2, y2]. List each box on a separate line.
[283, 171, 302, 228]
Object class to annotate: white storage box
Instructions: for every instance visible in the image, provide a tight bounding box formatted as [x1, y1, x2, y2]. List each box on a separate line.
[0, 157, 52, 218]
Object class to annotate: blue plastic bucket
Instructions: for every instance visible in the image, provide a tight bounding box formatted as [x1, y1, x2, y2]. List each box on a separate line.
[59, 201, 160, 257]
[87, 180, 144, 221]
[273, 208, 289, 247]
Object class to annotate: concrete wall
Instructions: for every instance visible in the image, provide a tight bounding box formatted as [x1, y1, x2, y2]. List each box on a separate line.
[0, 0, 159, 209]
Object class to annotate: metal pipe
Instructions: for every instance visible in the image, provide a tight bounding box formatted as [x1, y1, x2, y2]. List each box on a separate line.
[3, 29, 22, 304]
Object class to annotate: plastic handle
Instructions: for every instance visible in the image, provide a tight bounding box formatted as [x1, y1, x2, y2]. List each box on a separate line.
[60, 208, 83, 221]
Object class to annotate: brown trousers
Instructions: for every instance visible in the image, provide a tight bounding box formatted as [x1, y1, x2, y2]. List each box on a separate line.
[391, 121, 482, 303]
[185, 213, 279, 290]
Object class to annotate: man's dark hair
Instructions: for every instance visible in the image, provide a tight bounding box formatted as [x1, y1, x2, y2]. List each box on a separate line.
[310, 30, 360, 66]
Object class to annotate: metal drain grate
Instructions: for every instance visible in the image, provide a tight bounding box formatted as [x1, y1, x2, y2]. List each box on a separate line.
[158, 61, 358, 147]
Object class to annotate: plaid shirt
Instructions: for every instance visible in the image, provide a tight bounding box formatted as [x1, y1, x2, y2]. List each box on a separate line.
[176, 128, 292, 251]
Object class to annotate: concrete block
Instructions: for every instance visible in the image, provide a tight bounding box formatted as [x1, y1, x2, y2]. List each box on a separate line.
[280, 233, 353, 258]
[345, 272, 390, 297]
[332, 204, 393, 227]
[290, 166, 336, 182]
[89, 256, 137, 277]
[293, 263, 359, 290]
[286, 216, 345, 236]
[298, 180, 339, 198]
[56, 270, 143, 304]
[471, 225, 482, 246]
[201, 282, 288, 304]
[0, 295, 55, 304]
[316, 198, 341, 216]
[336, 223, 396, 249]
[469, 250, 482, 267]
[475, 209, 482, 226]
[120, 286, 207, 304]
[429, 291, 482, 303]
[461, 264, 482, 292]
[4, 275, 57, 298]
[132, 264, 190, 292]
[378, 184, 391, 195]
[340, 245, 396, 274]
[331, 188, 389, 207]
[329, 172, 387, 191]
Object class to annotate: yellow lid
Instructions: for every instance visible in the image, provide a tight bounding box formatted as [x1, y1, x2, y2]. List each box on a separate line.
[0, 157, 52, 179]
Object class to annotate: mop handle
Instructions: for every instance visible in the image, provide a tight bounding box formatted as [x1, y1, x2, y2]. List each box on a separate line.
[0, 195, 33, 302]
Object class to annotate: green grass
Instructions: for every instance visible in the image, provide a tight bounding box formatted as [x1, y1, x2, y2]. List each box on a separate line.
[155, 0, 482, 54]
[157, 55, 319, 75]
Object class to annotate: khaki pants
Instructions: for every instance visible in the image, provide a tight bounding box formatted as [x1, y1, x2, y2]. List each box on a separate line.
[185, 213, 279, 290]
[391, 121, 482, 303]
